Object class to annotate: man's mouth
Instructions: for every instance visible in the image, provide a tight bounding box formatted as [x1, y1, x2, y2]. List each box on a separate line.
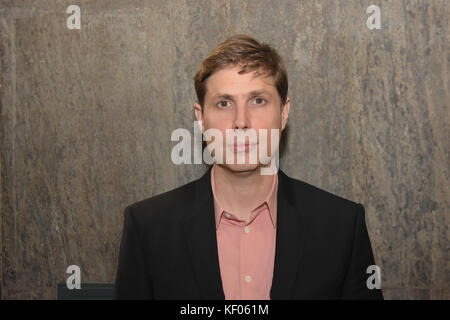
[228, 143, 258, 152]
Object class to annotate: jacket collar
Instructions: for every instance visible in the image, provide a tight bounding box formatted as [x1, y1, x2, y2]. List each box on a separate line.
[180, 166, 308, 300]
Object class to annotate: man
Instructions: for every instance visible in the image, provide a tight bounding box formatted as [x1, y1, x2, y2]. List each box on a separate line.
[114, 35, 383, 300]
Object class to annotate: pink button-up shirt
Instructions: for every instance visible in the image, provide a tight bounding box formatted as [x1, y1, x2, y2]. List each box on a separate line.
[211, 165, 278, 300]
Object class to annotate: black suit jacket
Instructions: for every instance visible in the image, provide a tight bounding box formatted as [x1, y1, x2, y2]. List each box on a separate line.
[114, 167, 383, 299]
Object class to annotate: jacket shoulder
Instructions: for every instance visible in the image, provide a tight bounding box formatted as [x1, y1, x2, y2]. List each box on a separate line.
[282, 173, 366, 242]
[125, 177, 199, 223]
[282, 173, 363, 217]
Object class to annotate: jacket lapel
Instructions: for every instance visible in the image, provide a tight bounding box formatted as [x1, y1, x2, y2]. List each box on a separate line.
[270, 170, 308, 299]
[181, 167, 225, 299]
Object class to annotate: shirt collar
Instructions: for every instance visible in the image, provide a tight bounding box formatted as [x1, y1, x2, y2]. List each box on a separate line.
[211, 164, 278, 230]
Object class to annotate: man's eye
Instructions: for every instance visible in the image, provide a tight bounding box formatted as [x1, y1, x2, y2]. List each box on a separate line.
[252, 97, 266, 105]
[217, 101, 231, 108]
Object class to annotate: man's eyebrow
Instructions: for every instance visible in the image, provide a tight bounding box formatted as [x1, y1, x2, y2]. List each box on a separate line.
[212, 93, 234, 101]
[212, 90, 272, 100]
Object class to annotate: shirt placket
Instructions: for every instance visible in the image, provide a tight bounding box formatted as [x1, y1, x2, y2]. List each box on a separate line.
[239, 207, 265, 299]
[240, 219, 251, 299]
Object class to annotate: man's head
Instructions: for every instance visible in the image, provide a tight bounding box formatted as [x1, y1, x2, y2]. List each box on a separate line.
[193, 35, 290, 174]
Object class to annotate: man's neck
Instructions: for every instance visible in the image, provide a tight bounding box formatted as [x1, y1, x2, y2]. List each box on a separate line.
[212, 164, 275, 220]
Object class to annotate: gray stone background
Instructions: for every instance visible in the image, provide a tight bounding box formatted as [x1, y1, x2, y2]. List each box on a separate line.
[0, 0, 448, 299]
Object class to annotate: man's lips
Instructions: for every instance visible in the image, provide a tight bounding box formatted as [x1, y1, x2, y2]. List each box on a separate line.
[227, 143, 258, 152]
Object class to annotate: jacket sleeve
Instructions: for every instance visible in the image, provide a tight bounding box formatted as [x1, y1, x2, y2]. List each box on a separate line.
[341, 203, 384, 300]
[114, 206, 154, 299]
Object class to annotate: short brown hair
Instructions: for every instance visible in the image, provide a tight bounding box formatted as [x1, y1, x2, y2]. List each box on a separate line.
[194, 34, 288, 109]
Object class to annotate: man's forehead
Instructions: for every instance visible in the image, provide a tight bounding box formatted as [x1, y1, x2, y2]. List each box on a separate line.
[211, 89, 274, 100]
[205, 68, 276, 98]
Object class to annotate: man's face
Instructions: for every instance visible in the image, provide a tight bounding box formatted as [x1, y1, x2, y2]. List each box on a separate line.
[194, 64, 290, 174]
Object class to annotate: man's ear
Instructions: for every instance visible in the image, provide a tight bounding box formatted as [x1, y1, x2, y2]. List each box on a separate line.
[194, 102, 203, 125]
[281, 96, 290, 131]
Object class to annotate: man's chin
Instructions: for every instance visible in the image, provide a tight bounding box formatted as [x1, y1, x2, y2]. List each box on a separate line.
[217, 163, 261, 174]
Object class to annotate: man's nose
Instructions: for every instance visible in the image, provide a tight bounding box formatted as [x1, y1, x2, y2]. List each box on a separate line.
[234, 105, 249, 129]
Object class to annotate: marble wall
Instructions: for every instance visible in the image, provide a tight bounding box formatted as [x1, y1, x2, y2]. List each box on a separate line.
[0, 0, 448, 299]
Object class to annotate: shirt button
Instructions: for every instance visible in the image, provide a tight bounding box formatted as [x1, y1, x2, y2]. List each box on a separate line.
[245, 275, 252, 283]
[244, 226, 250, 234]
